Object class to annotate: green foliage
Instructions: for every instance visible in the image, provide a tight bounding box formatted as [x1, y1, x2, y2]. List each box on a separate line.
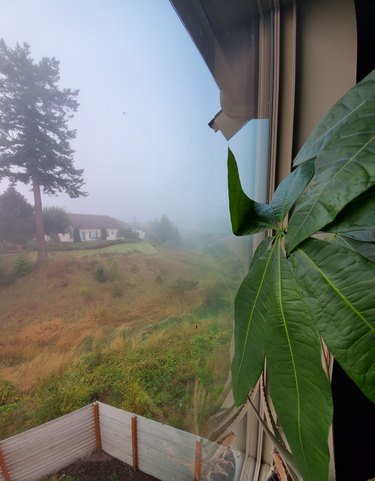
[0, 380, 22, 438]
[73, 228, 81, 242]
[228, 70, 375, 481]
[13, 254, 33, 277]
[43, 207, 71, 238]
[0, 186, 34, 244]
[0, 242, 237, 439]
[94, 260, 122, 286]
[94, 265, 110, 283]
[0, 40, 85, 197]
[101, 227, 107, 241]
[29, 315, 232, 430]
[118, 226, 140, 240]
[145, 215, 181, 245]
[0, 380, 20, 406]
[0, 256, 16, 285]
[0, 40, 86, 263]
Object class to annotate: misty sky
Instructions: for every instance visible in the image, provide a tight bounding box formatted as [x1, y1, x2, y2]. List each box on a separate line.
[0, 1, 264, 232]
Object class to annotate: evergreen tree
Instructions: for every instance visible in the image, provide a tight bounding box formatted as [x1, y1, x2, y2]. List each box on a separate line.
[73, 227, 81, 243]
[0, 40, 86, 263]
[146, 215, 181, 246]
[0, 186, 34, 244]
[101, 227, 107, 241]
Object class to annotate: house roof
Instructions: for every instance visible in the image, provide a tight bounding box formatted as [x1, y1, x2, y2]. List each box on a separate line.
[67, 213, 128, 230]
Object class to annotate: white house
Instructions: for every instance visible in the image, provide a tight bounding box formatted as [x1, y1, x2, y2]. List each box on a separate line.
[58, 213, 142, 242]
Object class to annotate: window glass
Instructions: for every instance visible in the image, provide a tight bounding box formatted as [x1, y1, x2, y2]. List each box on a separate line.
[0, 0, 269, 447]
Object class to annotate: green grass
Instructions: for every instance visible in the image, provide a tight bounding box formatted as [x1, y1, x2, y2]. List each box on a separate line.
[0, 238, 241, 439]
[55, 241, 157, 257]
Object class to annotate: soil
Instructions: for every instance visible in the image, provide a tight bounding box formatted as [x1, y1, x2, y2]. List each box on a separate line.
[48, 451, 160, 481]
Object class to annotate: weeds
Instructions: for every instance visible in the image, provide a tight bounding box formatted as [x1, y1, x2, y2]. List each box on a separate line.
[0, 242, 240, 439]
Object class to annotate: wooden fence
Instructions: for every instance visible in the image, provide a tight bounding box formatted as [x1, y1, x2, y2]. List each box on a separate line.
[0, 402, 244, 481]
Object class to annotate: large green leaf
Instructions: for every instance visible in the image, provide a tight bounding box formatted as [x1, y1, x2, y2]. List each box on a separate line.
[231, 238, 273, 404]
[294, 70, 375, 166]
[270, 158, 315, 223]
[286, 95, 375, 253]
[228, 148, 275, 235]
[266, 241, 332, 481]
[291, 238, 375, 402]
[324, 186, 375, 233]
[344, 229, 375, 242]
[328, 234, 375, 263]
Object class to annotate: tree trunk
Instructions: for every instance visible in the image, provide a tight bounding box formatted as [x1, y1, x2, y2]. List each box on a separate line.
[32, 177, 48, 264]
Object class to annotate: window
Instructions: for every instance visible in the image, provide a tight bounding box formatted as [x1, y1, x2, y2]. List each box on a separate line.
[0, 2, 271, 475]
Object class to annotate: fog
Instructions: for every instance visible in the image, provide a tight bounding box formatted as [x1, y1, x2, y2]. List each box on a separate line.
[0, 1, 261, 233]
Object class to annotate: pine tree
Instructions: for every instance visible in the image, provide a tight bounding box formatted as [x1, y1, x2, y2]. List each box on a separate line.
[0, 39, 86, 263]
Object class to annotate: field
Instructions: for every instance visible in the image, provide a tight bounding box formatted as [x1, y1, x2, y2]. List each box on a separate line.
[0, 238, 243, 440]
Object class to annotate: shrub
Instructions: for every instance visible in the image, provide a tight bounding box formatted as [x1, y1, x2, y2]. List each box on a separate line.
[94, 261, 121, 284]
[73, 228, 81, 242]
[94, 265, 110, 283]
[13, 254, 33, 277]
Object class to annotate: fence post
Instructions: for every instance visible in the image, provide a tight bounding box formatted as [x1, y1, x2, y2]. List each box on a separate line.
[0, 445, 12, 481]
[131, 415, 138, 471]
[194, 440, 202, 481]
[92, 402, 102, 451]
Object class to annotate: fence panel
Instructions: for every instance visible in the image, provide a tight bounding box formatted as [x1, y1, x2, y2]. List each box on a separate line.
[0, 402, 245, 481]
[137, 416, 197, 481]
[98, 402, 133, 466]
[97, 402, 244, 481]
[0, 405, 95, 481]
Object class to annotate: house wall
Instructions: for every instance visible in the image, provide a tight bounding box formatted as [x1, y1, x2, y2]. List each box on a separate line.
[79, 229, 101, 241]
[106, 229, 119, 241]
[58, 228, 122, 242]
[58, 232, 74, 242]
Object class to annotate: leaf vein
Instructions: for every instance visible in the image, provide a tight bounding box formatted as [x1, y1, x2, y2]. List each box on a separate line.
[299, 249, 375, 334]
[277, 244, 305, 461]
[234, 244, 274, 392]
[288, 134, 375, 250]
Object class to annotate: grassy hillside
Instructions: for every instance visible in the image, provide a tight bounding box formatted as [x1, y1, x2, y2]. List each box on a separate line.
[0, 240, 241, 439]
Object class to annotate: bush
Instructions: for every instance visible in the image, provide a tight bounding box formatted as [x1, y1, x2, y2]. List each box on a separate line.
[13, 254, 33, 277]
[94, 265, 110, 283]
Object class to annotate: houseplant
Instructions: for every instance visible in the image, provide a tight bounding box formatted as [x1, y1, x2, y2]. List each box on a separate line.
[229, 70, 375, 481]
